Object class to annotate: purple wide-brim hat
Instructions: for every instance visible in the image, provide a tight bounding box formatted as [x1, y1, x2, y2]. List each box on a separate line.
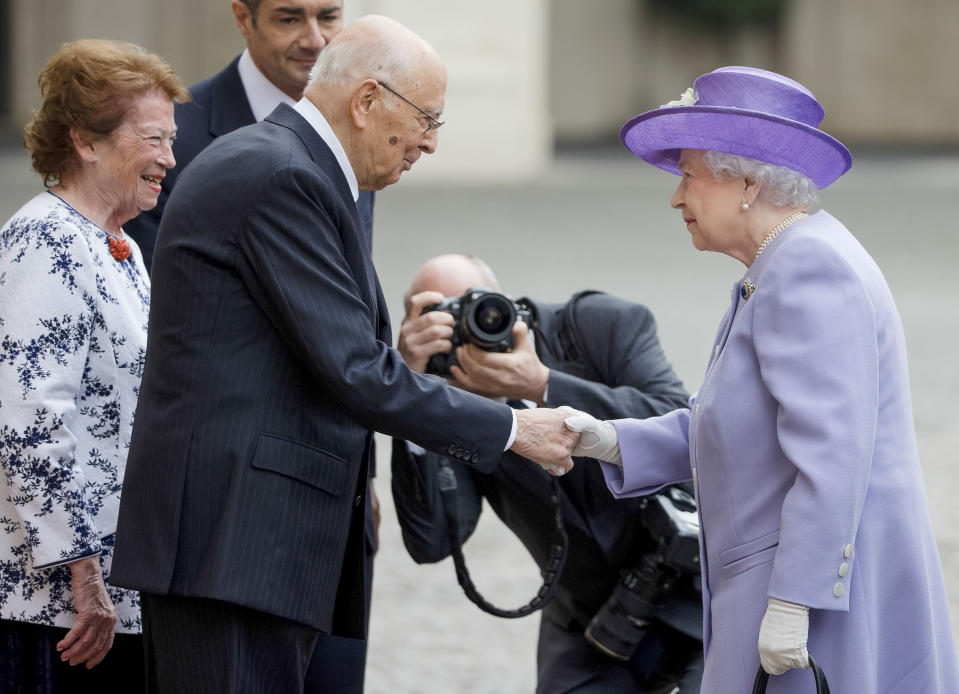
[620, 66, 852, 188]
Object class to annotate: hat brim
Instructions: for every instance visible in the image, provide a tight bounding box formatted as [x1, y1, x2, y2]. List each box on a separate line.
[620, 105, 852, 188]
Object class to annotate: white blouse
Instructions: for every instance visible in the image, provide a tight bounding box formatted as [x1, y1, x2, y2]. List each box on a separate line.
[0, 191, 149, 632]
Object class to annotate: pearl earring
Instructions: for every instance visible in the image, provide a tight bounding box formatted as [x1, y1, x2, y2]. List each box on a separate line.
[741, 202, 750, 211]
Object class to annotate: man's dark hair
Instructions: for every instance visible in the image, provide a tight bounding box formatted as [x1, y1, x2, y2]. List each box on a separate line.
[240, 0, 262, 25]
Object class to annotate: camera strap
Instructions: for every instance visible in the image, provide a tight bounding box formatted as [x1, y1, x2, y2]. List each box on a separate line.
[437, 459, 569, 618]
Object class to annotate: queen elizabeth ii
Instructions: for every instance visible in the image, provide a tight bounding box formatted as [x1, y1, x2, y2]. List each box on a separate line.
[565, 66, 959, 693]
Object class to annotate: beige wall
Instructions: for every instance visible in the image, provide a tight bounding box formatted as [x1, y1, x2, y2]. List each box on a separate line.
[548, 0, 640, 143]
[548, 0, 959, 146]
[10, 0, 243, 125]
[549, 0, 783, 144]
[5, 0, 958, 181]
[9, 0, 551, 184]
[345, 0, 551, 183]
[786, 0, 959, 142]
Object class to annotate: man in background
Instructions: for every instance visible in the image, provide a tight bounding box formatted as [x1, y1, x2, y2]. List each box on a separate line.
[125, 0, 374, 269]
[392, 254, 705, 693]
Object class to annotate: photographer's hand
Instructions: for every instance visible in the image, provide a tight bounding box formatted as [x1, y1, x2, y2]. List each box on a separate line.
[510, 407, 578, 475]
[398, 290, 455, 373]
[451, 321, 549, 403]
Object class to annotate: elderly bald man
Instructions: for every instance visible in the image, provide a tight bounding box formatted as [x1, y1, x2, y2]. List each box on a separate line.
[111, 15, 579, 694]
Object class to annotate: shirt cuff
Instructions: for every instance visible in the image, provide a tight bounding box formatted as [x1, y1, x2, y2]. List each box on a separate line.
[504, 408, 517, 451]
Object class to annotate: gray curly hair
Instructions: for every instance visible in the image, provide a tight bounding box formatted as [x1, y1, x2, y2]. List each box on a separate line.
[703, 151, 820, 209]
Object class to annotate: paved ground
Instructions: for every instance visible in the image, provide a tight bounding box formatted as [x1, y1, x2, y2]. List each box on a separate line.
[2, 145, 957, 692]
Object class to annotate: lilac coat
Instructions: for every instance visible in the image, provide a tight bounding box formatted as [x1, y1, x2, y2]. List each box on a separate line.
[603, 211, 958, 693]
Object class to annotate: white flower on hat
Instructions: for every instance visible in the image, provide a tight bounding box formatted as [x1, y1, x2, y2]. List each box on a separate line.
[662, 87, 698, 108]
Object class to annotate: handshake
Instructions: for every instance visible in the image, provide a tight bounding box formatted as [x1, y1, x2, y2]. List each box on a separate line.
[510, 406, 623, 476]
[398, 283, 622, 475]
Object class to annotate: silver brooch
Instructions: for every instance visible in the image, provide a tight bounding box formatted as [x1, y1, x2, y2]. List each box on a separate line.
[740, 278, 756, 301]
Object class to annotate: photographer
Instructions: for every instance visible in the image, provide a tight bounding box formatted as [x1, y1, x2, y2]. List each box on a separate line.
[391, 254, 704, 693]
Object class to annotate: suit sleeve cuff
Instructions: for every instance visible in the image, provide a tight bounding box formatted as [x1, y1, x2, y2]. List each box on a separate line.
[33, 547, 103, 571]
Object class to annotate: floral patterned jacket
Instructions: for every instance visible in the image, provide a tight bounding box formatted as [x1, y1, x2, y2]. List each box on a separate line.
[0, 192, 148, 632]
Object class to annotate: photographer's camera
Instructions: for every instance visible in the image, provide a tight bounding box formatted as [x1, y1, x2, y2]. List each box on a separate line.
[585, 486, 699, 661]
[422, 288, 532, 377]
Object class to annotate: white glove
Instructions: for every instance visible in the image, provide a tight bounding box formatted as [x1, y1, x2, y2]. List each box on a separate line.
[562, 407, 622, 465]
[758, 597, 810, 675]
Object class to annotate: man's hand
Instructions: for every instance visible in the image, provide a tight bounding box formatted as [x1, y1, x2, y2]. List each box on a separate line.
[450, 321, 550, 403]
[510, 407, 579, 475]
[758, 597, 810, 675]
[56, 555, 117, 668]
[397, 290, 454, 373]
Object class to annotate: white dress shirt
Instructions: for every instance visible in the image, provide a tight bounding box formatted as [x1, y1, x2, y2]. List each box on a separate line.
[236, 48, 297, 123]
[292, 98, 359, 203]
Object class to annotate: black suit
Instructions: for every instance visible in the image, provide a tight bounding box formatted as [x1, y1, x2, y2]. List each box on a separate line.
[392, 293, 704, 693]
[112, 104, 512, 692]
[123, 57, 378, 692]
[124, 56, 376, 270]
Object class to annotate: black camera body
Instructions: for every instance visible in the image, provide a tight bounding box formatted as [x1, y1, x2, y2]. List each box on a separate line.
[422, 288, 532, 377]
[640, 487, 700, 575]
[585, 486, 700, 661]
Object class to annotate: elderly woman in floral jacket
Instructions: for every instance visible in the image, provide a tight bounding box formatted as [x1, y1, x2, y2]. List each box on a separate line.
[0, 40, 186, 692]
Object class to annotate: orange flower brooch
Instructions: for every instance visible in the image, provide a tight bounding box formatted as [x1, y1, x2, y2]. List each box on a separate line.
[108, 235, 132, 262]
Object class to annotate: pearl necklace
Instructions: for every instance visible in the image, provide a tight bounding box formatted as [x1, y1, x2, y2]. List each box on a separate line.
[754, 211, 808, 261]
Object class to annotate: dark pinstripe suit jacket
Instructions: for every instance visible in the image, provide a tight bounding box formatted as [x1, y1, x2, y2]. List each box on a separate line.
[124, 55, 376, 272]
[111, 104, 513, 637]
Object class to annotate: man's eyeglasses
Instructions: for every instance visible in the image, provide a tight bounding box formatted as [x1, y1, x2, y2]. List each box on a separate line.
[377, 80, 444, 135]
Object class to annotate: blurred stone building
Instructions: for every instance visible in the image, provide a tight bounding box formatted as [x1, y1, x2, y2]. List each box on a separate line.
[2, 0, 957, 182]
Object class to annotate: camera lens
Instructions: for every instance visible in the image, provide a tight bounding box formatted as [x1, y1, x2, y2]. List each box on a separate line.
[477, 304, 506, 332]
[464, 294, 516, 348]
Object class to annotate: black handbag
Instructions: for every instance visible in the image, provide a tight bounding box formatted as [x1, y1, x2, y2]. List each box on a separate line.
[752, 655, 831, 693]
